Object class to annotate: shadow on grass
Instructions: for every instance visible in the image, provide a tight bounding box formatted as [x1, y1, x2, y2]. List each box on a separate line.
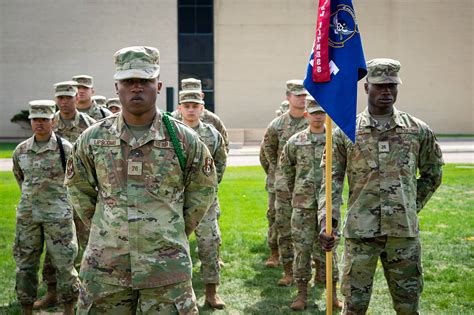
[239, 242, 331, 315]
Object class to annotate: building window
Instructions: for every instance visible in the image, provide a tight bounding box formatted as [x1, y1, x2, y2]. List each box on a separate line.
[178, 0, 214, 112]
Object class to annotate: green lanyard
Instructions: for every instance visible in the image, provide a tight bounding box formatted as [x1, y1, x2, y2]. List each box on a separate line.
[162, 112, 186, 172]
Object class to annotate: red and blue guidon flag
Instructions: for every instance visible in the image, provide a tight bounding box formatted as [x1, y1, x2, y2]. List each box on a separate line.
[304, 0, 367, 143]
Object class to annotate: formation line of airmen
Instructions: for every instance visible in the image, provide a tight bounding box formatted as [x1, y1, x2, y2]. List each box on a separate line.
[12, 46, 230, 314]
[260, 59, 444, 314]
[11, 44, 443, 315]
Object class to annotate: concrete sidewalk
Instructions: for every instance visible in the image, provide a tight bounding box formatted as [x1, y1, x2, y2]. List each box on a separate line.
[1, 138, 472, 171]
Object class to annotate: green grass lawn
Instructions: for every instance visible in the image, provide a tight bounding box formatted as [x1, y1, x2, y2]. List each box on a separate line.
[0, 165, 473, 314]
[0, 143, 18, 159]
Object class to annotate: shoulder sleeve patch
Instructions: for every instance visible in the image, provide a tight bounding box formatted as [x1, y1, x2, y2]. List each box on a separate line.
[203, 157, 214, 176]
[66, 158, 75, 179]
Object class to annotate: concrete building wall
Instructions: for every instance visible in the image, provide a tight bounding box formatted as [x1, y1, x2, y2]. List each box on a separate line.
[1, 0, 473, 140]
[0, 0, 178, 139]
[215, 0, 474, 137]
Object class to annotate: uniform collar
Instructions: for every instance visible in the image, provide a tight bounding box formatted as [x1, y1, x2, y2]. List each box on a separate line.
[27, 132, 58, 153]
[360, 106, 405, 129]
[55, 110, 82, 128]
[108, 110, 165, 147]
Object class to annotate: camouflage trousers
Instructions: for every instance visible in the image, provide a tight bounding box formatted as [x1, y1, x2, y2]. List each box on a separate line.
[78, 279, 198, 314]
[291, 207, 339, 284]
[13, 218, 79, 304]
[275, 191, 294, 264]
[266, 192, 278, 250]
[195, 197, 222, 284]
[342, 236, 423, 315]
[42, 213, 89, 286]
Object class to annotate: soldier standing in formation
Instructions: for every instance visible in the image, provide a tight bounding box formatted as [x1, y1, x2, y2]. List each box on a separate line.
[12, 101, 79, 315]
[275, 100, 289, 117]
[52, 81, 96, 144]
[279, 96, 342, 310]
[72, 74, 112, 120]
[178, 89, 228, 309]
[65, 46, 218, 313]
[260, 99, 290, 250]
[33, 81, 96, 310]
[318, 58, 444, 314]
[262, 80, 309, 285]
[106, 97, 122, 114]
[92, 95, 107, 108]
[172, 78, 230, 153]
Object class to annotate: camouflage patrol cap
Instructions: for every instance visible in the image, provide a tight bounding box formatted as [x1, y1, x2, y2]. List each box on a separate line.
[179, 90, 204, 105]
[181, 78, 202, 91]
[106, 97, 122, 109]
[114, 46, 160, 80]
[28, 100, 56, 119]
[366, 58, 402, 84]
[92, 95, 107, 106]
[305, 95, 325, 114]
[280, 100, 289, 111]
[72, 75, 94, 88]
[286, 79, 308, 96]
[54, 81, 78, 97]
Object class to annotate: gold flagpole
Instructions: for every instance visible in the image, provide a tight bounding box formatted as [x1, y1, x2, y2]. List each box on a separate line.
[325, 116, 333, 315]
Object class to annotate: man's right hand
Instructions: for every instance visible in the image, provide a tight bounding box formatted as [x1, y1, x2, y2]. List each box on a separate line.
[319, 223, 338, 252]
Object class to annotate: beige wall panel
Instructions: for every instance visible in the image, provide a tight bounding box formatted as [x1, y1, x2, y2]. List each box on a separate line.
[216, 0, 473, 134]
[0, 0, 178, 139]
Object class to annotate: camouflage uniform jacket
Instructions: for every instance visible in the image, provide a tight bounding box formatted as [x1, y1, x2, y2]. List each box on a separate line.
[193, 121, 227, 183]
[172, 109, 229, 153]
[53, 110, 96, 143]
[12, 133, 73, 222]
[280, 128, 325, 209]
[65, 111, 218, 289]
[319, 107, 444, 238]
[81, 101, 113, 121]
[262, 112, 308, 193]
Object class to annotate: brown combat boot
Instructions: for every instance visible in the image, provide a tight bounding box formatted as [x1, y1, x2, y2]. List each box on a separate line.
[205, 283, 226, 309]
[33, 283, 57, 309]
[333, 282, 343, 309]
[63, 302, 75, 315]
[21, 304, 33, 315]
[265, 248, 280, 268]
[277, 262, 293, 286]
[290, 282, 308, 311]
[314, 260, 325, 284]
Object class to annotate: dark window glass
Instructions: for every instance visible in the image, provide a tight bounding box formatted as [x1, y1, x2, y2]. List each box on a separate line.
[197, 0, 212, 5]
[179, 63, 213, 90]
[179, 7, 195, 33]
[179, 34, 213, 62]
[179, 0, 195, 5]
[202, 91, 214, 112]
[196, 7, 213, 33]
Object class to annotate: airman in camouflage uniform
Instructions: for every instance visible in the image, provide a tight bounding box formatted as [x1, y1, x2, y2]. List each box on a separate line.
[263, 99, 289, 263]
[34, 81, 96, 310]
[72, 74, 113, 120]
[259, 141, 280, 269]
[12, 101, 79, 315]
[319, 58, 444, 314]
[275, 100, 289, 116]
[66, 46, 217, 314]
[172, 78, 230, 152]
[262, 80, 308, 285]
[92, 95, 107, 108]
[279, 96, 342, 310]
[106, 97, 122, 114]
[53, 81, 97, 144]
[178, 89, 227, 309]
